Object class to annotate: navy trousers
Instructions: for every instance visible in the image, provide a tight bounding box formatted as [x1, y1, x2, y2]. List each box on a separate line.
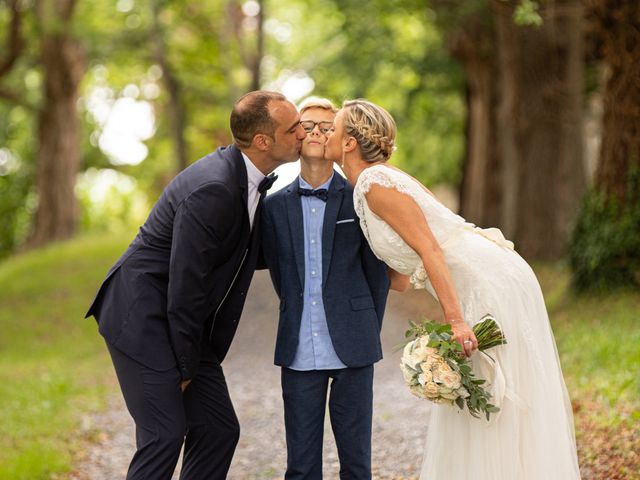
[281, 365, 374, 480]
[107, 341, 240, 480]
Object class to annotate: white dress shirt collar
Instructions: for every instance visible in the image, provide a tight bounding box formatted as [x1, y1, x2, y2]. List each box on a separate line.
[241, 152, 266, 229]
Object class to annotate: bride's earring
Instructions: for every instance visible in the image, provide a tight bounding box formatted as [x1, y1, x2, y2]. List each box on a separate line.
[340, 150, 346, 169]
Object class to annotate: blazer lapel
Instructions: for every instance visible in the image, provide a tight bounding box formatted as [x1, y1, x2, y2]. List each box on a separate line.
[227, 144, 250, 235]
[285, 178, 306, 288]
[321, 173, 345, 287]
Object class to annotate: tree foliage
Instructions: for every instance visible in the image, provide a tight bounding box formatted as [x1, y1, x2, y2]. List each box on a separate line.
[0, 0, 464, 258]
[0, 0, 637, 277]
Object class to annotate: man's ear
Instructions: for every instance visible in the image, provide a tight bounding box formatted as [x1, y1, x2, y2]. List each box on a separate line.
[343, 136, 357, 153]
[252, 134, 271, 151]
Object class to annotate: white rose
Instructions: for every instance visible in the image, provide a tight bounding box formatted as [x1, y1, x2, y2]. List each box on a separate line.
[440, 371, 462, 390]
[436, 362, 453, 374]
[403, 339, 427, 369]
[423, 382, 441, 399]
[402, 340, 417, 367]
[406, 335, 437, 366]
[400, 363, 416, 384]
[440, 389, 460, 401]
[418, 370, 433, 386]
[410, 345, 427, 366]
[423, 353, 445, 371]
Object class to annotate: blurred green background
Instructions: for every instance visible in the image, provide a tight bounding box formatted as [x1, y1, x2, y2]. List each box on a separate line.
[1, 0, 638, 478]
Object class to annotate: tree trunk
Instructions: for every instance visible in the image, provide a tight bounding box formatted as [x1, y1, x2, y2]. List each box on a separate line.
[492, 0, 586, 259]
[28, 0, 85, 248]
[449, 17, 502, 228]
[220, 1, 242, 103]
[151, 2, 189, 174]
[589, 0, 640, 201]
[250, 0, 264, 91]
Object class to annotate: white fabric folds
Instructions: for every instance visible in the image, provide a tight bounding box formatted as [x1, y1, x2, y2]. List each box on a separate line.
[354, 165, 581, 480]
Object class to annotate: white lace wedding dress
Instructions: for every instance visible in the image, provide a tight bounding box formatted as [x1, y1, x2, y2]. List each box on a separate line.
[354, 165, 581, 480]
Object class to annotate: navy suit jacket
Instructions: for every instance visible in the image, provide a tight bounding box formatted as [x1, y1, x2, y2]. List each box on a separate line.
[261, 172, 390, 368]
[86, 145, 260, 380]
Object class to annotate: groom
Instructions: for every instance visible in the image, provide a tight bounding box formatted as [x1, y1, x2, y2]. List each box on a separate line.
[261, 97, 390, 479]
[86, 91, 306, 479]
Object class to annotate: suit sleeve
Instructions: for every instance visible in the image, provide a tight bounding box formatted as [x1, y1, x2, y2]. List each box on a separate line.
[168, 183, 234, 380]
[360, 232, 390, 328]
[260, 198, 282, 297]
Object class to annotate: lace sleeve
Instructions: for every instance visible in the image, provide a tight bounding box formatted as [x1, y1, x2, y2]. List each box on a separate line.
[356, 165, 416, 199]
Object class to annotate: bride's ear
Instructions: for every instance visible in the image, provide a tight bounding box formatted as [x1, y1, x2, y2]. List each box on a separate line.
[343, 136, 357, 153]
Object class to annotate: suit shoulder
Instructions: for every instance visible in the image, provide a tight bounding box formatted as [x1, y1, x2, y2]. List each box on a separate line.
[265, 177, 297, 206]
[339, 175, 354, 193]
[190, 180, 233, 198]
[264, 187, 286, 210]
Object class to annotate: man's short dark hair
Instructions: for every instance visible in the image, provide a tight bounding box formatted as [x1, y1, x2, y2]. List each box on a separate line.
[230, 91, 287, 148]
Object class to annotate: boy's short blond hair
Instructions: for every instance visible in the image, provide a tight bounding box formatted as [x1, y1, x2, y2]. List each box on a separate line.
[298, 96, 338, 115]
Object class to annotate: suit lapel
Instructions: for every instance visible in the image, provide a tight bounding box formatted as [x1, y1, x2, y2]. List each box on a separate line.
[227, 144, 250, 235]
[321, 173, 345, 288]
[285, 178, 306, 288]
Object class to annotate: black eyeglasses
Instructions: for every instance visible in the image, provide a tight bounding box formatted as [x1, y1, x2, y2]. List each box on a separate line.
[300, 120, 333, 135]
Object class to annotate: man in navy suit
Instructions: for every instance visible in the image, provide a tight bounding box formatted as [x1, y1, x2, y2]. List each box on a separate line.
[86, 91, 307, 479]
[261, 98, 391, 479]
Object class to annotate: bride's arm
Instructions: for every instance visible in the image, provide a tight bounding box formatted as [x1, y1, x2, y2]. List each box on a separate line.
[388, 268, 411, 292]
[365, 184, 478, 356]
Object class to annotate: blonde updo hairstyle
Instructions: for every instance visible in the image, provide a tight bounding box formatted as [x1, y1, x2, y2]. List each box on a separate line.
[342, 99, 396, 163]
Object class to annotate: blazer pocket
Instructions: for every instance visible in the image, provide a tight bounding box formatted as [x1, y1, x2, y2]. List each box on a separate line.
[350, 295, 375, 311]
[336, 218, 355, 225]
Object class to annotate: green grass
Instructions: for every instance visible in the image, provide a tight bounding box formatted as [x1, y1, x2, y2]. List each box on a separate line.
[536, 263, 640, 409]
[536, 262, 640, 479]
[0, 238, 638, 478]
[0, 233, 130, 480]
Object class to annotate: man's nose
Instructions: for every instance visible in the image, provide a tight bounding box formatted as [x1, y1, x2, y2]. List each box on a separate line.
[297, 125, 307, 139]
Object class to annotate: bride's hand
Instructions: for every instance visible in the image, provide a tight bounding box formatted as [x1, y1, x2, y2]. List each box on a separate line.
[450, 320, 478, 357]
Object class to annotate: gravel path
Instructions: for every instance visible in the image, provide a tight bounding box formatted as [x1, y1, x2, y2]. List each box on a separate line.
[69, 271, 439, 479]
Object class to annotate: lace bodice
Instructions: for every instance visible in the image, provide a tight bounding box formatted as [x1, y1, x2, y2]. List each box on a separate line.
[353, 165, 514, 289]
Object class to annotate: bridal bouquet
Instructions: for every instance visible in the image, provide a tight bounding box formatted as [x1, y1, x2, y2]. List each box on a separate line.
[400, 314, 506, 420]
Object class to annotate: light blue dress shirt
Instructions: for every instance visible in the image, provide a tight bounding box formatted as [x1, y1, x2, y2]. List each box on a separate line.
[290, 173, 347, 371]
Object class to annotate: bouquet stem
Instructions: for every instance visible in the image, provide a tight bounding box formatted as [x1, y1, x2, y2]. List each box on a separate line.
[473, 315, 507, 351]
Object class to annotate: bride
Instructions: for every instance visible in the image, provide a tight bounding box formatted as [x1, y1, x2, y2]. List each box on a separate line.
[324, 99, 581, 479]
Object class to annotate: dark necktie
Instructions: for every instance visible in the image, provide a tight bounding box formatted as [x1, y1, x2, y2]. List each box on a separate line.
[258, 174, 278, 195]
[298, 187, 329, 202]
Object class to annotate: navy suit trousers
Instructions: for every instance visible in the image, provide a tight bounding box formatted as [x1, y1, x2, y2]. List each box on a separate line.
[107, 341, 240, 480]
[281, 366, 374, 480]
